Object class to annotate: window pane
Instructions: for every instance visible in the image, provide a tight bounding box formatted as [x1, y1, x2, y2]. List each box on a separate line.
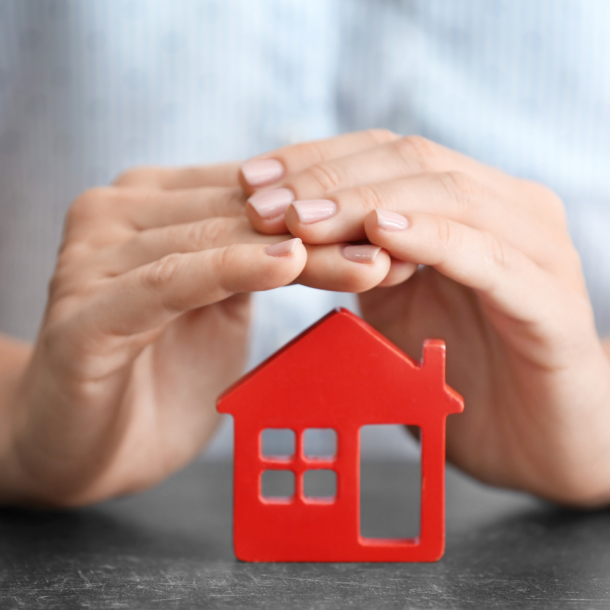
[261, 470, 294, 500]
[261, 428, 295, 458]
[303, 428, 337, 459]
[303, 469, 337, 500]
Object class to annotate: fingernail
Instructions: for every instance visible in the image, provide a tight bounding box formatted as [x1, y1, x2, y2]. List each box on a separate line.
[248, 188, 295, 219]
[266, 237, 302, 257]
[241, 159, 284, 186]
[341, 245, 381, 264]
[292, 200, 338, 224]
[376, 209, 409, 231]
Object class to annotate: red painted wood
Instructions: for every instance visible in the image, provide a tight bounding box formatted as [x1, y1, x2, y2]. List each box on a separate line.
[217, 308, 464, 562]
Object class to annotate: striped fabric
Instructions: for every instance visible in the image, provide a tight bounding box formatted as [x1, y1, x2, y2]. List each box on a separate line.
[0, 1, 609, 456]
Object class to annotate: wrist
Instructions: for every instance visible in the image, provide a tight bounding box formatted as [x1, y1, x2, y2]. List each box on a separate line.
[541, 346, 610, 507]
[0, 335, 33, 504]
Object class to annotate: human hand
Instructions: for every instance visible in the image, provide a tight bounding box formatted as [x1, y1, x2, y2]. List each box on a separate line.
[0, 154, 397, 507]
[242, 131, 610, 506]
[0, 163, 306, 505]
[0, 162, 305, 506]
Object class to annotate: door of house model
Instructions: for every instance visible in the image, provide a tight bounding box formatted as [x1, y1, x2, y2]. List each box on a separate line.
[359, 424, 421, 540]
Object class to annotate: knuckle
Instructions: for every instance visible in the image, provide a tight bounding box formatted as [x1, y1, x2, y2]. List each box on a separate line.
[354, 184, 386, 213]
[143, 253, 183, 293]
[114, 165, 161, 187]
[538, 184, 568, 225]
[483, 233, 510, 271]
[435, 215, 458, 252]
[49, 243, 92, 299]
[64, 187, 116, 235]
[185, 217, 229, 248]
[392, 135, 438, 172]
[185, 221, 210, 248]
[68, 187, 113, 220]
[290, 139, 328, 165]
[561, 242, 586, 283]
[210, 247, 235, 295]
[38, 323, 70, 373]
[437, 171, 480, 211]
[56, 238, 91, 267]
[522, 180, 568, 224]
[43, 292, 81, 327]
[47, 275, 88, 310]
[367, 128, 399, 144]
[216, 186, 247, 216]
[304, 161, 346, 193]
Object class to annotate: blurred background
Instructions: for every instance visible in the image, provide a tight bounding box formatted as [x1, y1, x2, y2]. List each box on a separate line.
[1, 0, 609, 459]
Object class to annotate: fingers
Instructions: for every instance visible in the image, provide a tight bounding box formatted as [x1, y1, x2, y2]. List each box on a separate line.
[64, 187, 248, 246]
[363, 209, 569, 333]
[280, 171, 497, 244]
[376, 259, 418, 287]
[298, 244, 392, 292]
[120, 187, 247, 230]
[104, 217, 276, 274]
[106, 216, 394, 293]
[244, 136, 511, 235]
[249, 136, 458, 207]
[114, 162, 241, 189]
[270, 171, 569, 277]
[69, 232, 393, 343]
[63, 184, 398, 302]
[239, 129, 399, 194]
[80, 240, 308, 338]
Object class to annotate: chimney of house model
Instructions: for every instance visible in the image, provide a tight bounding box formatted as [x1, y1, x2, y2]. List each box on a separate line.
[421, 339, 447, 385]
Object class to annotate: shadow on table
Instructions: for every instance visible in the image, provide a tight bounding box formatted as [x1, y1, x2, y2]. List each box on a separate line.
[2, 462, 610, 609]
[1, 462, 609, 566]
[0, 461, 234, 564]
[0, 506, 217, 560]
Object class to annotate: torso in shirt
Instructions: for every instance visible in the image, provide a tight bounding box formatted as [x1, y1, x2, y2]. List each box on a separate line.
[0, 0, 608, 358]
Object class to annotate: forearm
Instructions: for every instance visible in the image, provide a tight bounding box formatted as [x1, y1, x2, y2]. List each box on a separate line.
[603, 337, 610, 362]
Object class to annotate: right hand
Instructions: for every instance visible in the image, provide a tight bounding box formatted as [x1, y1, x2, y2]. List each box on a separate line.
[1, 163, 391, 507]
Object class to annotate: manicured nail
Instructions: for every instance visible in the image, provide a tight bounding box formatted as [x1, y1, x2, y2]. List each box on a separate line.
[241, 159, 284, 186]
[265, 237, 302, 257]
[292, 200, 338, 224]
[376, 209, 409, 231]
[341, 245, 381, 264]
[248, 188, 295, 219]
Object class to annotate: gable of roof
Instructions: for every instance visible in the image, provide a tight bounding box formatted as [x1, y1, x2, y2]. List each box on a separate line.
[217, 308, 462, 422]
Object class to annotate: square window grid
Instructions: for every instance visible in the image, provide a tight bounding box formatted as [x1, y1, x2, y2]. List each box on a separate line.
[259, 428, 338, 504]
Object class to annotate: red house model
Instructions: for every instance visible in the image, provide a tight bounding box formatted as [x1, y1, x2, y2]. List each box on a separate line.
[217, 308, 463, 562]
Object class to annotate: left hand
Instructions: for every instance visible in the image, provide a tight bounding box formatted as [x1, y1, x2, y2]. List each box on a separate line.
[241, 131, 610, 506]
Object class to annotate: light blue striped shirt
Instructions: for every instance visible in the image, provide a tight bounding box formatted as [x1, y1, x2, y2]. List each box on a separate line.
[1, 1, 609, 454]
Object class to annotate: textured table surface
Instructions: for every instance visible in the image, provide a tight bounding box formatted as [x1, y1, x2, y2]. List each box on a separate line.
[1, 461, 610, 609]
